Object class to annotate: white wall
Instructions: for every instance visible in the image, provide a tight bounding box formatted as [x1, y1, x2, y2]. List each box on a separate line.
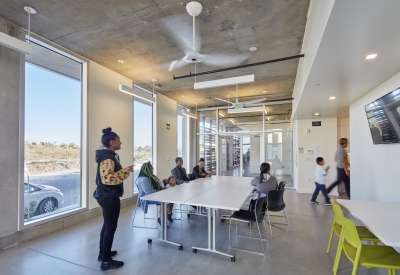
[155, 94, 178, 180]
[292, 0, 335, 116]
[295, 118, 338, 194]
[87, 61, 134, 209]
[350, 72, 400, 203]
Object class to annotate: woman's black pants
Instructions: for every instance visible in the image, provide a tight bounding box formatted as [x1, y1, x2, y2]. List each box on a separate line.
[97, 197, 120, 261]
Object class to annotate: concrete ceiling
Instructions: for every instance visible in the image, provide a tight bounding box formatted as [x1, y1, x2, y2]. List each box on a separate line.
[293, 0, 400, 120]
[0, 0, 310, 109]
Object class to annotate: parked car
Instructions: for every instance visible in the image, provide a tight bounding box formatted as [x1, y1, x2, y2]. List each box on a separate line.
[24, 182, 64, 217]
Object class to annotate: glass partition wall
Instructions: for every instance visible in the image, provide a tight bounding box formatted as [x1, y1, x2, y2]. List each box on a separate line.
[197, 105, 294, 187]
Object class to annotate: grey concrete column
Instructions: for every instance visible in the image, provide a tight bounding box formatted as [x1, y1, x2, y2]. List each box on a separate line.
[0, 17, 24, 238]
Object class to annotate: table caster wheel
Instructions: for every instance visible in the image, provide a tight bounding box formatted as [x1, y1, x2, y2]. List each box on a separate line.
[178, 245, 183, 250]
[231, 257, 235, 262]
[187, 214, 191, 217]
[147, 239, 152, 244]
[192, 249, 197, 253]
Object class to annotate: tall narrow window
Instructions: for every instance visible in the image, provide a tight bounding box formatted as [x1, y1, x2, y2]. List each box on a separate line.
[24, 42, 83, 223]
[133, 99, 153, 193]
[177, 105, 188, 159]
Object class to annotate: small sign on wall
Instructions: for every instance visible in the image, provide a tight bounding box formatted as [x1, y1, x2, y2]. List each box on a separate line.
[166, 123, 171, 131]
[312, 121, 322, 126]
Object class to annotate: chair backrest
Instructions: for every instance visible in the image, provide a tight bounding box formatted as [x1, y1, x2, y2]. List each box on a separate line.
[267, 189, 285, 208]
[254, 196, 267, 222]
[330, 199, 345, 226]
[278, 181, 286, 190]
[342, 217, 362, 250]
[162, 179, 168, 187]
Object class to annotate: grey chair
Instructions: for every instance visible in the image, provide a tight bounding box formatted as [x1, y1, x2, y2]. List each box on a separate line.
[228, 196, 269, 255]
[132, 183, 159, 229]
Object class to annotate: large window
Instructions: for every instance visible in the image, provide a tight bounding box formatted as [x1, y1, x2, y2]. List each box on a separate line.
[133, 99, 153, 193]
[24, 42, 83, 223]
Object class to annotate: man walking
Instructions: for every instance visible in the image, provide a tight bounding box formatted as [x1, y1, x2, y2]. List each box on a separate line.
[326, 138, 350, 199]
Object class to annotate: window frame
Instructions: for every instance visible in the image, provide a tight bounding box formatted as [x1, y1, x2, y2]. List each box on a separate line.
[18, 35, 89, 230]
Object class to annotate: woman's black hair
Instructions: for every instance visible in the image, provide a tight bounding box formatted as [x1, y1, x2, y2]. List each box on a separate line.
[101, 127, 119, 148]
[199, 158, 205, 163]
[259, 162, 270, 183]
[137, 161, 162, 190]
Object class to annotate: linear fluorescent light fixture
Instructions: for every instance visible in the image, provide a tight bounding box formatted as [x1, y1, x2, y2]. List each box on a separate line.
[228, 106, 266, 114]
[263, 100, 292, 106]
[194, 74, 254, 90]
[119, 84, 155, 103]
[182, 110, 197, 119]
[0, 32, 32, 54]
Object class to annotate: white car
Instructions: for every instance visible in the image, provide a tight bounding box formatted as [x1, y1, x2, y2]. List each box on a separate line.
[24, 182, 64, 216]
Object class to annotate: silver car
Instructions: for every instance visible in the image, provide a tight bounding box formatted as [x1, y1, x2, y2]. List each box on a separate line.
[24, 182, 64, 216]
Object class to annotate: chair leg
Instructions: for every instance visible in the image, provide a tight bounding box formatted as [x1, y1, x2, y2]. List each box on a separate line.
[266, 210, 273, 237]
[255, 221, 266, 255]
[326, 220, 335, 253]
[333, 228, 344, 272]
[229, 218, 232, 248]
[283, 208, 290, 232]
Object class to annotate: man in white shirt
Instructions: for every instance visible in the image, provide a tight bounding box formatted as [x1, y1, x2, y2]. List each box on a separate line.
[310, 157, 331, 206]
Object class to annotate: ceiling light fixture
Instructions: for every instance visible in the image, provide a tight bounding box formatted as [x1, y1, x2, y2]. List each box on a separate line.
[194, 74, 254, 90]
[263, 90, 267, 93]
[366, 54, 377, 60]
[250, 47, 257, 52]
[229, 119, 235, 123]
[268, 117, 270, 121]
[119, 84, 155, 103]
[314, 112, 320, 116]
[329, 96, 336, 100]
[182, 103, 197, 119]
[219, 112, 225, 117]
[228, 106, 267, 114]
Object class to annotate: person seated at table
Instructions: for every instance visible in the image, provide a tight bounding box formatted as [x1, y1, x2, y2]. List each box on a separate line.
[164, 176, 177, 222]
[136, 162, 164, 223]
[171, 157, 193, 185]
[192, 158, 212, 179]
[249, 163, 278, 212]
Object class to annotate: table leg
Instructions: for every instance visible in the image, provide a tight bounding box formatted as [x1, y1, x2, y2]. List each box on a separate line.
[147, 202, 183, 250]
[192, 208, 235, 261]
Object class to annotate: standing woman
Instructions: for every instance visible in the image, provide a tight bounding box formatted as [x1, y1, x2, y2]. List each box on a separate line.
[94, 127, 133, 271]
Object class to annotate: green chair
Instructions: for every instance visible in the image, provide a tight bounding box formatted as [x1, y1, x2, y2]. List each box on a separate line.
[327, 198, 379, 253]
[334, 216, 400, 275]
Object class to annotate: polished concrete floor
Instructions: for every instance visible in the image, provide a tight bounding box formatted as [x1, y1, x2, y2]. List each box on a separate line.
[0, 191, 390, 275]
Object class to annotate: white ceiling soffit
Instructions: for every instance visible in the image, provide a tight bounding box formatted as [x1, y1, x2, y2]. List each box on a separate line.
[293, 0, 400, 119]
[194, 75, 254, 90]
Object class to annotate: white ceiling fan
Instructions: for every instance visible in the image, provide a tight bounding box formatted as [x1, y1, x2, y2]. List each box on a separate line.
[158, 1, 248, 71]
[215, 84, 267, 108]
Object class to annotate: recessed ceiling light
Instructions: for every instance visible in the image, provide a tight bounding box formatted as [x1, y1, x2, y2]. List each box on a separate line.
[219, 112, 225, 117]
[329, 96, 336, 100]
[229, 119, 235, 123]
[263, 90, 267, 93]
[314, 112, 320, 116]
[117, 60, 124, 63]
[250, 47, 257, 52]
[366, 54, 377, 60]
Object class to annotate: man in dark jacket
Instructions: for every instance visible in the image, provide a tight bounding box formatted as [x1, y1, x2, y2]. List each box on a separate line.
[171, 157, 192, 185]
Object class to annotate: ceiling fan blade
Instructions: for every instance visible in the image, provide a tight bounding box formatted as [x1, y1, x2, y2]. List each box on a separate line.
[158, 14, 202, 53]
[215, 98, 235, 106]
[201, 53, 248, 67]
[158, 59, 188, 71]
[242, 98, 267, 105]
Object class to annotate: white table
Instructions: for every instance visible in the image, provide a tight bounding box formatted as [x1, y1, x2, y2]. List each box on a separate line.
[141, 176, 254, 261]
[337, 199, 400, 251]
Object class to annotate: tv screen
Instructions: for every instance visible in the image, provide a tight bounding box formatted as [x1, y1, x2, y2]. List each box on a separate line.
[365, 88, 400, 144]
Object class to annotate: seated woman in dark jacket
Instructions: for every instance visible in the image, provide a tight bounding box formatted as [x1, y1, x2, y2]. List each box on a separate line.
[192, 158, 212, 179]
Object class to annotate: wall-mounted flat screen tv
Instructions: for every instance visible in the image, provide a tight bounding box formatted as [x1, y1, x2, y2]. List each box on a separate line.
[365, 87, 400, 144]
